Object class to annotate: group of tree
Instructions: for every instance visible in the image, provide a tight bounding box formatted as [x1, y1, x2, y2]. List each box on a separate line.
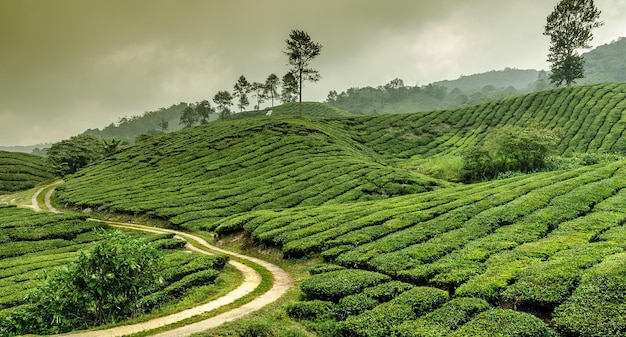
[325, 78, 529, 115]
[460, 122, 562, 182]
[46, 134, 127, 175]
[83, 103, 187, 143]
[179, 30, 322, 127]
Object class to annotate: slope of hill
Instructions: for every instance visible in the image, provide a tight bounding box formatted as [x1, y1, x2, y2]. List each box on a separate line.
[327, 37, 626, 115]
[580, 37, 626, 84]
[432, 68, 540, 93]
[326, 82, 626, 160]
[82, 102, 190, 143]
[57, 116, 449, 230]
[227, 102, 356, 120]
[225, 160, 626, 336]
[0, 151, 54, 194]
[53, 82, 626, 336]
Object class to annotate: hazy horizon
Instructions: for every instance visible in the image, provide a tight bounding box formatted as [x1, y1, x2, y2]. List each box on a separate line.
[2, 0, 626, 146]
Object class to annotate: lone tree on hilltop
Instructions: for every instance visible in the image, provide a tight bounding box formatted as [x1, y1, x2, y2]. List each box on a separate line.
[233, 75, 251, 112]
[284, 30, 322, 109]
[544, 0, 603, 86]
[213, 90, 233, 121]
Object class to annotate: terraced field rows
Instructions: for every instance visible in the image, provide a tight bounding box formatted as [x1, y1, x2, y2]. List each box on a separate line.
[0, 207, 228, 331]
[58, 118, 448, 230]
[0, 151, 54, 194]
[324, 82, 626, 159]
[223, 160, 626, 336]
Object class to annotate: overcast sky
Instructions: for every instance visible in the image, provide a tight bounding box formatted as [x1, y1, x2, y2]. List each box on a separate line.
[2, 0, 626, 146]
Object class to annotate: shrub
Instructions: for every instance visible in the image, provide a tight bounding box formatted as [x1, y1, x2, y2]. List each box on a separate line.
[308, 264, 345, 275]
[341, 287, 448, 337]
[0, 231, 162, 335]
[337, 293, 379, 319]
[452, 309, 556, 337]
[362, 281, 414, 302]
[300, 269, 391, 302]
[552, 253, 626, 336]
[285, 300, 338, 321]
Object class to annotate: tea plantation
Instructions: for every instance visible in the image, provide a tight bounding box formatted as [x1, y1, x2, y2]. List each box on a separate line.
[0, 206, 229, 334]
[0, 151, 54, 194]
[39, 82, 626, 336]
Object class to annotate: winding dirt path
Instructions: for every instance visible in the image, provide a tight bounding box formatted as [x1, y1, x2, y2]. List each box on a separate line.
[32, 183, 293, 337]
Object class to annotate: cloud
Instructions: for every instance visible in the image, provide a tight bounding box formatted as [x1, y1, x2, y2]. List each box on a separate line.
[0, 0, 623, 146]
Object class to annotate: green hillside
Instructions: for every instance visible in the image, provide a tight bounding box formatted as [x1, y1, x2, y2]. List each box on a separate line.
[227, 102, 356, 120]
[53, 82, 626, 336]
[57, 116, 448, 230]
[328, 82, 626, 160]
[221, 161, 626, 335]
[0, 151, 54, 194]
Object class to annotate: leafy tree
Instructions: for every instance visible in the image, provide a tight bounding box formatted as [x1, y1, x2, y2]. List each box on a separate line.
[233, 75, 251, 112]
[284, 29, 322, 105]
[281, 72, 298, 103]
[544, 0, 603, 86]
[47, 134, 105, 175]
[1, 231, 162, 335]
[213, 90, 234, 120]
[179, 105, 199, 128]
[264, 73, 280, 107]
[195, 99, 214, 124]
[250, 82, 267, 110]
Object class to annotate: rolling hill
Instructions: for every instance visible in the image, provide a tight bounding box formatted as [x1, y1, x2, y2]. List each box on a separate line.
[57, 116, 449, 230]
[53, 82, 626, 336]
[0, 151, 54, 194]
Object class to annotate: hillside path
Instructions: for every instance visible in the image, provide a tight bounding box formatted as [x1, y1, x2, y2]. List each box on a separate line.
[31, 183, 293, 337]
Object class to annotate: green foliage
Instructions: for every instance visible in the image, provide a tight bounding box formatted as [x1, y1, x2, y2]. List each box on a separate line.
[340, 287, 448, 337]
[47, 134, 106, 175]
[0, 230, 163, 335]
[394, 297, 491, 336]
[285, 300, 338, 321]
[0, 150, 55, 193]
[300, 269, 391, 302]
[552, 252, 626, 336]
[461, 123, 561, 182]
[452, 309, 556, 337]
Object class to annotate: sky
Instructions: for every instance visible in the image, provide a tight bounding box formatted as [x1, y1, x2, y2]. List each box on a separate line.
[2, 0, 626, 146]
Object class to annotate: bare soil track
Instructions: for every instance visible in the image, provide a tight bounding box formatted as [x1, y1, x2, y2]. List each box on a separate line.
[27, 181, 293, 337]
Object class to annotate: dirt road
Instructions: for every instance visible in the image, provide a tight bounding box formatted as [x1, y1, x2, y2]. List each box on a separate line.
[31, 183, 293, 337]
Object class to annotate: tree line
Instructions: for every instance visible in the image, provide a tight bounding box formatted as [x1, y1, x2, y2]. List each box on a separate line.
[179, 29, 322, 128]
